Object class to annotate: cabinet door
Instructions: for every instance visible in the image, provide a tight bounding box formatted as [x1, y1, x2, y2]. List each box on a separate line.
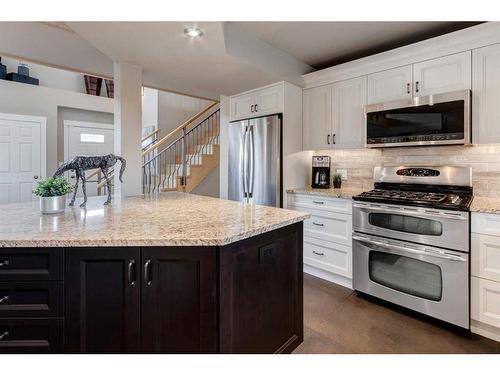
[302, 85, 333, 150]
[413, 51, 471, 96]
[254, 84, 283, 116]
[367, 65, 412, 104]
[230, 92, 255, 121]
[219, 223, 303, 353]
[472, 43, 500, 144]
[471, 276, 500, 328]
[332, 76, 367, 149]
[65, 248, 141, 353]
[141, 247, 217, 353]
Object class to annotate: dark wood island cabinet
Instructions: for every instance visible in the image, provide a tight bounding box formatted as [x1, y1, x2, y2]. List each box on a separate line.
[0, 223, 303, 354]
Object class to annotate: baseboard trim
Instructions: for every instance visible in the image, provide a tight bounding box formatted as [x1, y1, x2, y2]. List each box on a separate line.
[471, 320, 500, 342]
[303, 264, 353, 289]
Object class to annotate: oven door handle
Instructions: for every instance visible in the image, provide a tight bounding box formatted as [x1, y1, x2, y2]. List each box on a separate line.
[353, 203, 468, 221]
[352, 234, 467, 262]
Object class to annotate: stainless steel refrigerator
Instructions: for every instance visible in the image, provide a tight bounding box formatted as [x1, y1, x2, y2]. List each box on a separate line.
[228, 115, 282, 207]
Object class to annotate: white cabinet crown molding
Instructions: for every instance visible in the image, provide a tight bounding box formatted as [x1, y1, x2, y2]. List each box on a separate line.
[303, 22, 500, 89]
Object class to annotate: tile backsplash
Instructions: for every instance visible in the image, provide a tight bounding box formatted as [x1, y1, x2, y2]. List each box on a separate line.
[314, 144, 500, 197]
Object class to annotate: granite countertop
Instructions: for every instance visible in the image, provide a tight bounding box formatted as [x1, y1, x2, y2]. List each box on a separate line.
[0, 193, 310, 248]
[286, 187, 364, 199]
[470, 196, 500, 214]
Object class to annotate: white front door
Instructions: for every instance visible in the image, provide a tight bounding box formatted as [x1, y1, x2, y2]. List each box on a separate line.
[0, 115, 45, 204]
[64, 122, 114, 197]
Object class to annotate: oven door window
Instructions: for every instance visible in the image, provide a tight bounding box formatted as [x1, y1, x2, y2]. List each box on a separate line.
[369, 251, 443, 301]
[368, 213, 443, 236]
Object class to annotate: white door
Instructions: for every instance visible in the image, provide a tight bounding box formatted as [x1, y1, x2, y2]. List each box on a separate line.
[472, 43, 500, 144]
[65, 122, 114, 197]
[0, 115, 44, 204]
[230, 92, 255, 121]
[302, 84, 333, 150]
[254, 84, 283, 116]
[332, 76, 367, 149]
[367, 65, 413, 104]
[413, 51, 471, 96]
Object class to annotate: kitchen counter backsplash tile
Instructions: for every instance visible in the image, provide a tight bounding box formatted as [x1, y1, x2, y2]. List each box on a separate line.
[0, 193, 310, 247]
[470, 196, 500, 214]
[314, 144, 500, 198]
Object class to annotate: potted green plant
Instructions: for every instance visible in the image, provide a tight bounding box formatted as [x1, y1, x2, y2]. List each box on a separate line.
[332, 173, 342, 189]
[33, 177, 73, 214]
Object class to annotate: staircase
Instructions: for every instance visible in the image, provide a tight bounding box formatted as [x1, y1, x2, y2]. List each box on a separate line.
[142, 102, 220, 194]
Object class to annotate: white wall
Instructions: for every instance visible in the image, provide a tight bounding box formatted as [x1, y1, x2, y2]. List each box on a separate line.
[142, 87, 158, 131]
[192, 168, 220, 198]
[0, 79, 113, 176]
[158, 90, 214, 135]
[1, 56, 108, 96]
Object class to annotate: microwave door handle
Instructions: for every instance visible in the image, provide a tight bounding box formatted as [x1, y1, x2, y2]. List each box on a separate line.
[352, 203, 467, 221]
[353, 234, 467, 262]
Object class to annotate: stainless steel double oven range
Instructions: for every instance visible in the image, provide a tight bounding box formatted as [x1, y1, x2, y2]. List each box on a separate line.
[352, 166, 473, 329]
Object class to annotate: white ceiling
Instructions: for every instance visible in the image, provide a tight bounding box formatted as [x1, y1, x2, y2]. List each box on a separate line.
[233, 22, 481, 68]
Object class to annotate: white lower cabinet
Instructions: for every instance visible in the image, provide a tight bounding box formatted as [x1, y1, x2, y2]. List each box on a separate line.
[287, 193, 353, 288]
[471, 213, 500, 342]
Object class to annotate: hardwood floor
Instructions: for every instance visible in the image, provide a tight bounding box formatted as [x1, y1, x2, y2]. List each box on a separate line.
[294, 273, 500, 354]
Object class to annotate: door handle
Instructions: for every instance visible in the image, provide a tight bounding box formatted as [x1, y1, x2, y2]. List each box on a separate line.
[327, 134, 330, 145]
[0, 331, 9, 341]
[312, 200, 325, 205]
[242, 126, 249, 198]
[33, 175, 39, 180]
[127, 259, 136, 286]
[144, 260, 152, 287]
[332, 133, 336, 144]
[312, 251, 325, 256]
[312, 222, 324, 227]
[415, 81, 419, 93]
[0, 296, 9, 304]
[250, 105, 254, 113]
[406, 83, 411, 94]
[0, 260, 9, 267]
[254, 104, 258, 112]
[248, 125, 255, 199]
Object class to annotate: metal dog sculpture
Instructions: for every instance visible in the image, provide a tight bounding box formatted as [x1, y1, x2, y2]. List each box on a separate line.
[53, 154, 126, 207]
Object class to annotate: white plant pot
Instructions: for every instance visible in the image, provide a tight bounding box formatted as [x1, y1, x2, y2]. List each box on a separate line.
[40, 196, 66, 214]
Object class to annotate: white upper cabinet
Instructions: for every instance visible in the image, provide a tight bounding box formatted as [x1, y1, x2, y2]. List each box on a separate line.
[413, 51, 471, 96]
[332, 76, 367, 149]
[230, 83, 284, 121]
[472, 43, 500, 144]
[367, 65, 413, 104]
[303, 85, 332, 150]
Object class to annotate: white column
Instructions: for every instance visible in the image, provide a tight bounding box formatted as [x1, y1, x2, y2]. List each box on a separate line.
[113, 62, 143, 196]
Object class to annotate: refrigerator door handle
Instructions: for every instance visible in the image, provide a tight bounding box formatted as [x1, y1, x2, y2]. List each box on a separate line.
[248, 126, 255, 198]
[242, 126, 249, 199]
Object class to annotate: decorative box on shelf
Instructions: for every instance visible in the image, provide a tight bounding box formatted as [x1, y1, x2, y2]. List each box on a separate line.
[5, 72, 39, 86]
[0, 57, 6, 80]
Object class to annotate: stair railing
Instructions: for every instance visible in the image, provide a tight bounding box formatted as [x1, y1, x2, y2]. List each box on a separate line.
[142, 102, 220, 194]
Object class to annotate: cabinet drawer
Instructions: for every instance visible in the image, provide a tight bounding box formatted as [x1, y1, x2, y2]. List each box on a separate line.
[0, 248, 63, 281]
[471, 233, 500, 282]
[287, 194, 352, 215]
[0, 281, 63, 318]
[472, 212, 500, 237]
[302, 211, 352, 246]
[0, 318, 63, 353]
[304, 236, 351, 279]
[471, 276, 500, 329]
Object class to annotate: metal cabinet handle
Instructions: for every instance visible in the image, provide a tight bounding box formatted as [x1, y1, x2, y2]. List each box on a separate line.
[0, 331, 9, 341]
[327, 134, 330, 145]
[312, 251, 324, 256]
[0, 296, 9, 304]
[254, 104, 258, 112]
[415, 81, 419, 93]
[128, 260, 136, 286]
[144, 260, 152, 287]
[0, 260, 9, 267]
[406, 83, 411, 94]
[332, 133, 336, 144]
[33, 175, 39, 180]
[312, 200, 325, 205]
[312, 222, 324, 227]
[250, 104, 254, 113]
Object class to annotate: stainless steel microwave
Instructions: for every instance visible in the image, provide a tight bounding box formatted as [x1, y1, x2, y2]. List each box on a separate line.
[365, 90, 471, 148]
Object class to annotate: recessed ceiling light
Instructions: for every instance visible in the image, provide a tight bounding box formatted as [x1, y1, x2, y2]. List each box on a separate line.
[184, 27, 203, 38]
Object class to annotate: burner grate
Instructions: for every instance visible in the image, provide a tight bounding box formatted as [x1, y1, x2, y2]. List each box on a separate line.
[359, 189, 450, 203]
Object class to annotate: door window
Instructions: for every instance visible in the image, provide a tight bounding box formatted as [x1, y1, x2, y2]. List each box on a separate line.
[369, 213, 442, 236]
[369, 251, 443, 301]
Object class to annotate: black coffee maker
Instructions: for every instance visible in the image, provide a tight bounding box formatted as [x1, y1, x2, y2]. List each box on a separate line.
[312, 156, 331, 189]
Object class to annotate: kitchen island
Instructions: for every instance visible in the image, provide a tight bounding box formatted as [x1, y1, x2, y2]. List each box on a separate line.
[0, 193, 309, 354]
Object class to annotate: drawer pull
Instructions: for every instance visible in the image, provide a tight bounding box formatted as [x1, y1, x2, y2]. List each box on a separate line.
[0, 331, 9, 341]
[0, 295, 9, 304]
[312, 222, 324, 227]
[312, 251, 325, 256]
[0, 260, 9, 267]
[312, 200, 325, 205]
